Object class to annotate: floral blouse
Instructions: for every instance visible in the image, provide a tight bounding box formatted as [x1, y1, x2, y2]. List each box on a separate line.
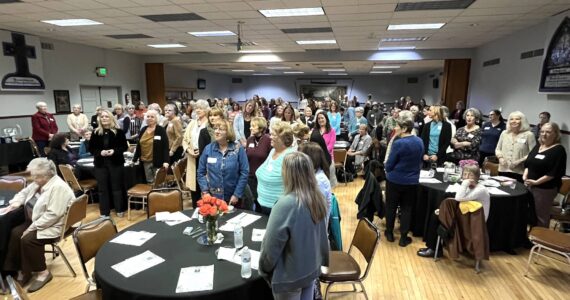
[449, 126, 482, 161]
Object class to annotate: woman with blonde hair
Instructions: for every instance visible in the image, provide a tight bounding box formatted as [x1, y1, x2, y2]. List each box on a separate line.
[164, 103, 184, 163]
[420, 105, 452, 166]
[89, 109, 129, 217]
[246, 117, 271, 203]
[133, 109, 170, 183]
[234, 99, 260, 147]
[259, 152, 329, 300]
[495, 111, 535, 182]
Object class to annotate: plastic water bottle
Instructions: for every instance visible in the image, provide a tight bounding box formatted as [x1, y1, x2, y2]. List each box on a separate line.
[241, 247, 251, 278]
[234, 224, 243, 249]
[443, 169, 449, 182]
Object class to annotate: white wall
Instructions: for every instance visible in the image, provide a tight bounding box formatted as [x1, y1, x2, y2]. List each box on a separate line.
[468, 11, 570, 173]
[419, 69, 443, 105]
[0, 37, 146, 137]
[164, 66, 231, 100]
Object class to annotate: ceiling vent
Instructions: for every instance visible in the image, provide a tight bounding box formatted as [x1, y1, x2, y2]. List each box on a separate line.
[483, 58, 500, 67]
[142, 13, 205, 22]
[520, 48, 544, 60]
[106, 34, 152, 39]
[395, 0, 475, 11]
[41, 42, 54, 50]
[281, 27, 333, 34]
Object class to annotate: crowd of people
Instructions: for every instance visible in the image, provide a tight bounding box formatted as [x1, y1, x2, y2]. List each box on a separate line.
[3, 94, 566, 296]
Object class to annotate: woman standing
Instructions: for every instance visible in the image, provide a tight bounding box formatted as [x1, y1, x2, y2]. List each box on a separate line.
[385, 119, 424, 247]
[228, 102, 241, 123]
[269, 105, 284, 130]
[447, 108, 482, 164]
[133, 110, 170, 183]
[113, 104, 130, 138]
[420, 105, 452, 166]
[259, 152, 329, 299]
[66, 104, 89, 141]
[299, 142, 332, 218]
[315, 111, 336, 160]
[89, 110, 128, 217]
[235, 100, 260, 147]
[495, 111, 535, 182]
[245, 117, 272, 202]
[182, 100, 210, 207]
[282, 104, 297, 124]
[478, 109, 505, 165]
[524, 122, 567, 228]
[125, 104, 142, 143]
[197, 120, 249, 205]
[327, 102, 342, 138]
[90, 106, 102, 129]
[164, 103, 184, 164]
[256, 121, 296, 215]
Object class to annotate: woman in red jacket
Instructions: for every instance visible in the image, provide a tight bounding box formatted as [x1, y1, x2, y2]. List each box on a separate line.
[31, 101, 58, 156]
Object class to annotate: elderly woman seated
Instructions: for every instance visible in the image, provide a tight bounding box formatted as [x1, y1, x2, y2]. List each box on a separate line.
[346, 124, 372, 175]
[417, 163, 490, 258]
[1, 158, 75, 293]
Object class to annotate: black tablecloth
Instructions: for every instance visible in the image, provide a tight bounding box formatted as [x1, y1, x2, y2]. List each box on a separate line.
[0, 190, 24, 271]
[0, 141, 34, 166]
[94, 210, 273, 300]
[411, 173, 532, 252]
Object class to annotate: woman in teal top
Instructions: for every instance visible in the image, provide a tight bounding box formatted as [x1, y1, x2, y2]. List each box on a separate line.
[256, 121, 295, 215]
[327, 102, 342, 137]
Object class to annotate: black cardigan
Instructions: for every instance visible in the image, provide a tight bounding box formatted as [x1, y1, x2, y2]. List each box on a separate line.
[89, 129, 128, 167]
[134, 125, 170, 167]
[420, 121, 452, 165]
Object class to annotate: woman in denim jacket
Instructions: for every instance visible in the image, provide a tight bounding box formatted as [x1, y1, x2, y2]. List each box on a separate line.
[198, 120, 249, 206]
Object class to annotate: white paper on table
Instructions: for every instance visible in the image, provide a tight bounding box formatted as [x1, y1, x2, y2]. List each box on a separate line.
[77, 158, 94, 164]
[191, 209, 199, 219]
[445, 183, 461, 193]
[164, 211, 192, 226]
[419, 178, 442, 184]
[436, 167, 445, 173]
[220, 248, 260, 270]
[111, 250, 164, 278]
[251, 229, 266, 242]
[481, 180, 500, 187]
[219, 213, 262, 231]
[491, 176, 514, 182]
[487, 187, 510, 195]
[420, 170, 432, 178]
[175, 265, 214, 293]
[217, 247, 236, 261]
[110, 231, 156, 246]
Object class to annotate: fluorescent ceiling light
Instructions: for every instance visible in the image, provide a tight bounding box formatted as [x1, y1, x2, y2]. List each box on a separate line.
[296, 40, 336, 45]
[378, 46, 416, 50]
[381, 37, 428, 42]
[41, 19, 102, 26]
[253, 73, 271, 76]
[238, 54, 282, 63]
[232, 69, 255, 72]
[239, 50, 272, 53]
[373, 65, 401, 69]
[322, 68, 345, 72]
[284, 71, 304, 74]
[266, 66, 291, 69]
[370, 71, 393, 74]
[188, 31, 235, 37]
[259, 7, 324, 18]
[388, 23, 445, 30]
[329, 73, 347, 76]
[148, 44, 186, 48]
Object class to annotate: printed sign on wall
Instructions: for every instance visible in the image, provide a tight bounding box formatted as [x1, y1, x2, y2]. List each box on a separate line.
[539, 17, 570, 93]
[0, 30, 45, 91]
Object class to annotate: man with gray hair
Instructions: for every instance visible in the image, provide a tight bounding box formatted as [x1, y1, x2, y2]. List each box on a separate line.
[31, 101, 58, 156]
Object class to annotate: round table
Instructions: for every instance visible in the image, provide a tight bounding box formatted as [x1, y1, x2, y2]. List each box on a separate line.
[76, 157, 145, 190]
[411, 172, 532, 252]
[94, 210, 272, 300]
[0, 191, 23, 271]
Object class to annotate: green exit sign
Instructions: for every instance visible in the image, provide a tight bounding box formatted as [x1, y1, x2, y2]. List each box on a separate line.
[96, 67, 107, 77]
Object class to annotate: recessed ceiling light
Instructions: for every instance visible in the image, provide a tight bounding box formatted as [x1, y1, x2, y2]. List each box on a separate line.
[373, 65, 401, 69]
[381, 37, 428, 42]
[329, 73, 347, 76]
[284, 71, 304, 74]
[259, 7, 324, 18]
[147, 44, 186, 48]
[41, 19, 103, 26]
[296, 40, 337, 45]
[232, 69, 255, 72]
[378, 46, 416, 50]
[370, 71, 393, 74]
[470, 23, 479, 27]
[387, 23, 445, 30]
[188, 31, 235, 37]
[267, 66, 291, 69]
[239, 50, 272, 53]
[253, 73, 271, 76]
[238, 54, 282, 63]
[322, 68, 345, 72]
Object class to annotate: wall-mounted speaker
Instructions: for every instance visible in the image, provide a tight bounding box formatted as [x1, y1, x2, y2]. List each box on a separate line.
[197, 79, 206, 89]
[232, 78, 243, 84]
[433, 78, 439, 89]
[407, 77, 418, 84]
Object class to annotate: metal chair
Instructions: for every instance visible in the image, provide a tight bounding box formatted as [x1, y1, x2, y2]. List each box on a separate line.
[147, 189, 183, 218]
[46, 194, 89, 278]
[333, 149, 348, 185]
[319, 218, 380, 300]
[171, 157, 191, 202]
[524, 227, 570, 277]
[127, 166, 168, 220]
[58, 164, 97, 202]
[72, 217, 117, 294]
[5, 275, 30, 300]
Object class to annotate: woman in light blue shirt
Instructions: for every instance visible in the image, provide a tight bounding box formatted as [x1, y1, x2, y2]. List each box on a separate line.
[327, 102, 342, 137]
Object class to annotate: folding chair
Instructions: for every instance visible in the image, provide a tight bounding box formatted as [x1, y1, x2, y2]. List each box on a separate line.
[127, 166, 168, 220]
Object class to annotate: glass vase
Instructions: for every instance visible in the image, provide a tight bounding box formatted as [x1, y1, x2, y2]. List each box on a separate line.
[206, 218, 218, 245]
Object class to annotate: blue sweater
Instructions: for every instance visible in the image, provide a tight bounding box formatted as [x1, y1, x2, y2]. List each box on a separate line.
[479, 121, 505, 153]
[385, 135, 424, 185]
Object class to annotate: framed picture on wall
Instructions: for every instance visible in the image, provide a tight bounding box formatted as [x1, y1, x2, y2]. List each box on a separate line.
[53, 90, 70, 113]
[299, 85, 347, 101]
[131, 90, 141, 107]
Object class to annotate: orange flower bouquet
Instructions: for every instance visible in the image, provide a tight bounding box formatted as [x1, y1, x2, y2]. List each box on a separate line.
[197, 195, 228, 244]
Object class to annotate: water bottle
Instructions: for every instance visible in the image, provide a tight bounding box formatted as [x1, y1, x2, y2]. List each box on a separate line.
[234, 224, 243, 249]
[443, 169, 449, 182]
[241, 247, 251, 278]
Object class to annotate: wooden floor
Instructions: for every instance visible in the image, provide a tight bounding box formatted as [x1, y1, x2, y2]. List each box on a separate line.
[23, 178, 570, 300]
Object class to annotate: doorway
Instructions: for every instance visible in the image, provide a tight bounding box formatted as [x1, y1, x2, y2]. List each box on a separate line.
[80, 86, 121, 116]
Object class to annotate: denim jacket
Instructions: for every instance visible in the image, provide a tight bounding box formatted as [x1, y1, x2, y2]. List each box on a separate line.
[197, 141, 249, 202]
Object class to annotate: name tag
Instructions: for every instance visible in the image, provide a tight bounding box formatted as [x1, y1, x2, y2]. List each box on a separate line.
[437, 125, 442, 130]
[50, 118, 54, 121]
[535, 154, 545, 160]
[484, 127, 490, 130]
[168, 123, 173, 128]
[370, 114, 374, 118]
[207, 157, 217, 164]
[359, 141, 364, 145]
[248, 143, 255, 148]
[468, 133, 474, 139]
[517, 138, 526, 144]
[267, 164, 273, 172]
